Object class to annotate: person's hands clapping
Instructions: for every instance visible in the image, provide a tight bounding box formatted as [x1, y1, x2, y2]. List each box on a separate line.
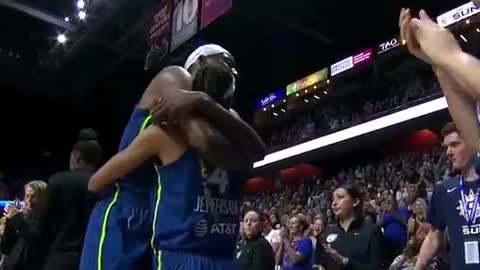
[399, 9, 462, 67]
[324, 244, 348, 266]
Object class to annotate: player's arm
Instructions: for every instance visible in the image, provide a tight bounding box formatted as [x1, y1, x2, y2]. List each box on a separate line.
[181, 115, 254, 170]
[148, 66, 265, 168]
[435, 67, 480, 153]
[88, 126, 165, 193]
[441, 51, 480, 101]
[415, 184, 446, 270]
[414, 229, 442, 270]
[193, 97, 267, 163]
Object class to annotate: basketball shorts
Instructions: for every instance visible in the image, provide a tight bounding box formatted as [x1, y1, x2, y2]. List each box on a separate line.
[155, 251, 238, 270]
[80, 195, 152, 270]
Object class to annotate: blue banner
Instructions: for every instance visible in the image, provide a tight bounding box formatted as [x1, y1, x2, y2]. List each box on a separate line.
[254, 89, 285, 109]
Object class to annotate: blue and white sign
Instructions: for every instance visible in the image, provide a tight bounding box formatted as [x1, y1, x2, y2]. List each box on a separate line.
[254, 89, 285, 109]
[437, 2, 480, 28]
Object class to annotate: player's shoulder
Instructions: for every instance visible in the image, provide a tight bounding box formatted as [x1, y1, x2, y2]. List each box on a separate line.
[154, 66, 192, 82]
[138, 124, 169, 142]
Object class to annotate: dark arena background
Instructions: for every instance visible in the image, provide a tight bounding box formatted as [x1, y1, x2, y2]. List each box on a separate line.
[0, 0, 479, 269]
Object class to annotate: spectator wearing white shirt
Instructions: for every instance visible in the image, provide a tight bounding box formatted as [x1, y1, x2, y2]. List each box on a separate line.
[262, 213, 281, 254]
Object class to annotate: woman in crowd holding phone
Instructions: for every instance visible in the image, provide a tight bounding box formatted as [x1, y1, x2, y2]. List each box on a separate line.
[0, 180, 48, 270]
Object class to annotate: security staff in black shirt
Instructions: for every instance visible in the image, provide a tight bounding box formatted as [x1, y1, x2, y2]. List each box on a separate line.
[236, 209, 275, 270]
[322, 185, 386, 270]
[38, 129, 102, 270]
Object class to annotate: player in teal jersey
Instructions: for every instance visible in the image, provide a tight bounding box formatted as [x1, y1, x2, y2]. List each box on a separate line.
[87, 45, 266, 270]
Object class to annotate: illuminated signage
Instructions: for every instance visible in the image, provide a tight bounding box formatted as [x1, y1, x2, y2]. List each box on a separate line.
[286, 68, 328, 95]
[254, 89, 285, 109]
[353, 48, 373, 66]
[437, 2, 480, 27]
[378, 37, 401, 54]
[330, 56, 354, 76]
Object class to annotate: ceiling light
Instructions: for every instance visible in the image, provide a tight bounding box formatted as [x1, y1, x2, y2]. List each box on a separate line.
[281, 109, 286, 113]
[263, 108, 267, 112]
[323, 90, 328, 94]
[326, 80, 330, 84]
[314, 95, 320, 100]
[466, 19, 470, 25]
[460, 34, 468, 43]
[313, 85, 317, 89]
[304, 99, 309, 103]
[64, 16, 70, 22]
[273, 112, 278, 116]
[295, 93, 299, 97]
[57, 34, 67, 43]
[77, 0, 85, 9]
[283, 99, 286, 103]
[78, 10, 86, 20]
[271, 104, 275, 108]
[476, 28, 480, 33]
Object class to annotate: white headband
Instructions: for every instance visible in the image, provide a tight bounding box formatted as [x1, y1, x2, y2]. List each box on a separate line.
[184, 44, 230, 70]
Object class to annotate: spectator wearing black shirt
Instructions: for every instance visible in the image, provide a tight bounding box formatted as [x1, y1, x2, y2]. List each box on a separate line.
[236, 210, 275, 270]
[1, 180, 48, 270]
[415, 123, 480, 270]
[323, 185, 385, 270]
[38, 129, 102, 270]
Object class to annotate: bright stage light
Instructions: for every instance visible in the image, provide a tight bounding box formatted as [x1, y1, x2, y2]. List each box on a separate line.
[57, 34, 67, 43]
[77, 0, 85, 9]
[78, 10, 86, 20]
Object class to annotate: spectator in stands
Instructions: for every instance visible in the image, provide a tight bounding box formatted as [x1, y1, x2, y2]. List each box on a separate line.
[322, 185, 385, 270]
[407, 198, 431, 244]
[310, 218, 325, 251]
[377, 193, 409, 261]
[389, 239, 423, 270]
[1, 180, 48, 270]
[414, 122, 480, 270]
[236, 210, 275, 270]
[263, 213, 281, 254]
[277, 215, 313, 270]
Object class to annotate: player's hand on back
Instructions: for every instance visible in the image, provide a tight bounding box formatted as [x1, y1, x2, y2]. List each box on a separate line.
[152, 90, 208, 125]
